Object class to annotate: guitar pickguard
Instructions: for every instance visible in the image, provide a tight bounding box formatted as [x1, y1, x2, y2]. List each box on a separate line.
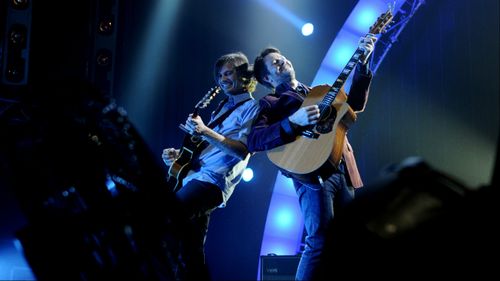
[168, 136, 208, 192]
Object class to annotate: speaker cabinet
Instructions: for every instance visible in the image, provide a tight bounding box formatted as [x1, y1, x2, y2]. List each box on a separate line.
[260, 255, 300, 281]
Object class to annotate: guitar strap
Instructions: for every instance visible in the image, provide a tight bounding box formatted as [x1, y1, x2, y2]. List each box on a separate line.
[210, 97, 229, 120]
[207, 98, 251, 129]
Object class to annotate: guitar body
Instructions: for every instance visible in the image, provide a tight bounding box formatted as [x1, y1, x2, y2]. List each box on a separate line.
[168, 135, 207, 192]
[266, 9, 393, 175]
[166, 86, 221, 192]
[267, 85, 357, 175]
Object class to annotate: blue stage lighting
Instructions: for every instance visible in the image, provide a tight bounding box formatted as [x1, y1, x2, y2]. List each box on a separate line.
[242, 167, 254, 182]
[266, 197, 301, 238]
[274, 207, 294, 230]
[301, 23, 314, 36]
[0, 239, 35, 280]
[331, 39, 358, 69]
[105, 176, 116, 191]
[257, 0, 313, 36]
[122, 0, 181, 128]
[260, 238, 296, 256]
[356, 8, 378, 32]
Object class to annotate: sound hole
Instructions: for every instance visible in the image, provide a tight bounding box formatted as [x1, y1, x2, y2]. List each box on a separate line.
[316, 106, 336, 134]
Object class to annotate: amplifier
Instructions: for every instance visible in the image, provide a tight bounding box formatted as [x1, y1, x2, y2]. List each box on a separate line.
[260, 255, 301, 281]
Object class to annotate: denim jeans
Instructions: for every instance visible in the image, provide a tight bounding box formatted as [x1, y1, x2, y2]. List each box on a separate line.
[171, 179, 223, 281]
[293, 170, 354, 280]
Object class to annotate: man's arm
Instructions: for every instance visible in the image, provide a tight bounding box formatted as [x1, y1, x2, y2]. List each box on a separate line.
[247, 118, 295, 153]
[186, 114, 249, 160]
[348, 34, 377, 112]
[201, 128, 249, 160]
[348, 62, 373, 112]
[247, 95, 302, 152]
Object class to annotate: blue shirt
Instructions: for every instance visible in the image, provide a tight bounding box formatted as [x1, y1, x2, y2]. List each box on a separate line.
[183, 92, 260, 207]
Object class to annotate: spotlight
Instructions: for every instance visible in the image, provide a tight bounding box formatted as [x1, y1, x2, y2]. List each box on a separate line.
[6, 63, 24, 82]
[275, 208, 293, 230]
[301, 23, 314, 36]
[10, 0, 29, 9]
[242, 167, 254, 182]
[96, 49, 112, 67]
[98, 17, 114, 35]
[356, 8, 378, 32]
[9, 25, 27, 46]
[3, 1, 31, 85]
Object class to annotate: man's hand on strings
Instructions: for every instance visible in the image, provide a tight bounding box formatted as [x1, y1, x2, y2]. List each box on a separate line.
[358, 33, 377, 65]
[185, 114, 209, 136]
[289, 105, 321, 126]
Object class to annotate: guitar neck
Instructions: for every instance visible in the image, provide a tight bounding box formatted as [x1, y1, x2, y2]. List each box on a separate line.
[191, 107, 200, 118]
[192, 86, 221, 118]
[319, 48, 364, 108]
[178, 106, 201, 135]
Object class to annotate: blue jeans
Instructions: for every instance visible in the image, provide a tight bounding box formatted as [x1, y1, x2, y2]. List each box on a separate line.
[293, 170, 354, 280]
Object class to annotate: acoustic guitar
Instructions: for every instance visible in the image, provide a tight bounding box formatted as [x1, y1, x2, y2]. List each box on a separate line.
[168, 86, 221, 191]
[267, 9, 393, 175]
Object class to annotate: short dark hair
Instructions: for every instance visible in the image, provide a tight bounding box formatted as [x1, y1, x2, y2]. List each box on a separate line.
[253, 47, 281, 89]
[214, 52, 256, 93]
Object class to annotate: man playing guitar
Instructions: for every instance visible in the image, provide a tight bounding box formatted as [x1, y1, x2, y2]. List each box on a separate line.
[161, 52, 260, 280]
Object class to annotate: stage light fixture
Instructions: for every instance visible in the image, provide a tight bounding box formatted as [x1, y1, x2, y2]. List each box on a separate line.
[89, 0, 120, 96]
[242, 167, 254, 182]
[4, 25, 28, 83]
[257, 0, 314, 37]
[2, 0, 31, 85]
[6, 64, 24, 82]
[9, 25, 27, 46]
[98, 17, 113, 35]
[96, 49, 112, 67]
[10, 0, 29, 9]
[301, 23, 314, 36]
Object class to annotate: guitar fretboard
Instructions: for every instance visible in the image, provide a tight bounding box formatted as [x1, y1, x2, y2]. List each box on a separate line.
[318, 48, 364, 112]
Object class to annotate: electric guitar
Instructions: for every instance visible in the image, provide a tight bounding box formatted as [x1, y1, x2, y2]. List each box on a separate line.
[168, 86, 221, 191]
[266, 9, 393, 175]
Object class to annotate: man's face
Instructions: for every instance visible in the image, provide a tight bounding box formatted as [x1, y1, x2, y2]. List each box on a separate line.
[217, 62, 244, 95]
[263, 52, 295, 87]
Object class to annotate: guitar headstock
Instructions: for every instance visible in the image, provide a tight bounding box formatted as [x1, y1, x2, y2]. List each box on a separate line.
[195, 86, 221, 109]
[369, 9, 394, 35]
